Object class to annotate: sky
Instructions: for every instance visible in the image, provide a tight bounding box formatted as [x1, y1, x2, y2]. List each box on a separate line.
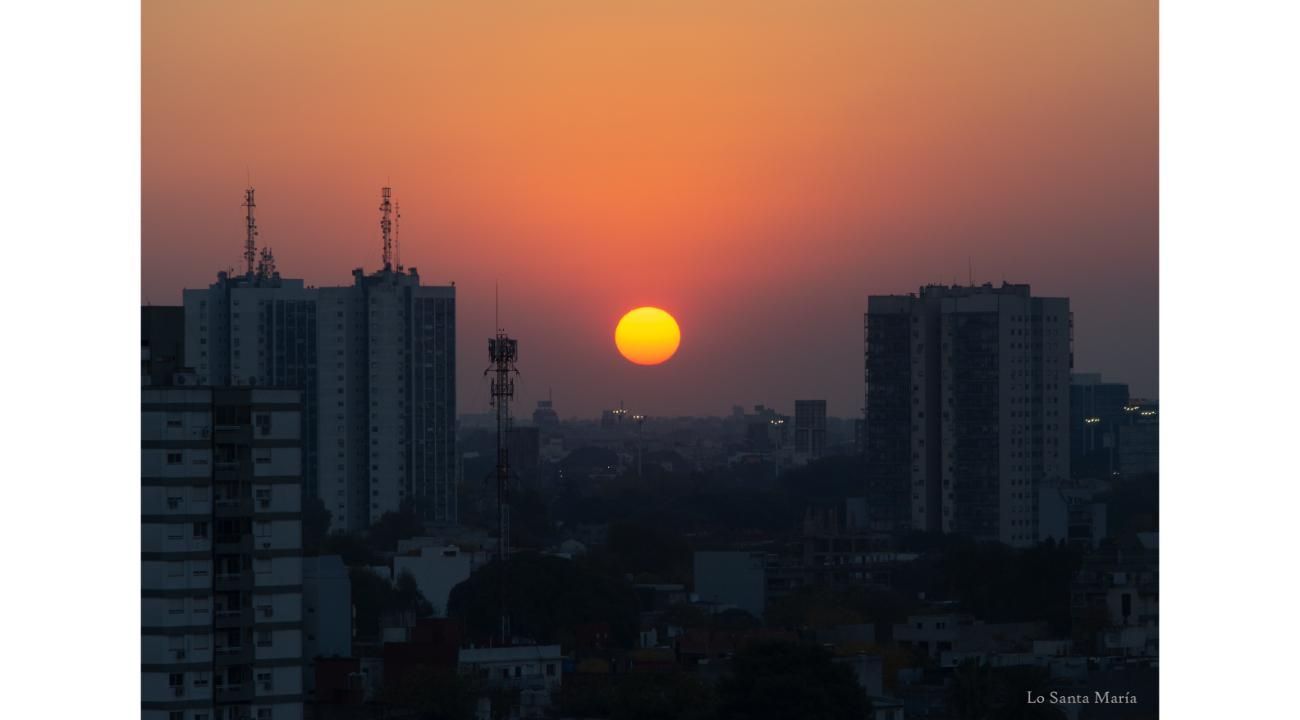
[142, 0, 1158, 418]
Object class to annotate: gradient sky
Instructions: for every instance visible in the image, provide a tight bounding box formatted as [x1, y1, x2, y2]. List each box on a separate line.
[143, 0, 1158, 418]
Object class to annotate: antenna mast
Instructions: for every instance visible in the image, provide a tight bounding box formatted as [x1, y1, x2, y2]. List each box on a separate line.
[380, 187, 394, 271]
[485, 322, 519, 645]
[394, 201, 403, 271]
[243, 187, 258, 276]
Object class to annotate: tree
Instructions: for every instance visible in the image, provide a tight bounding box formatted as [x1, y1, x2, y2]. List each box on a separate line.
[554, 672, 716, 720]
[349, 567, 434, 640]
[603, 522, 692, 582]
[321, 531, 378, 567]
[367, 500, 425, 553]
[301, 494, 332, 555]
[716, 642, 869, 720]
[446, 552, 638, 647]
[380, 665, 477, 720]
[948, 660, 1065, 720]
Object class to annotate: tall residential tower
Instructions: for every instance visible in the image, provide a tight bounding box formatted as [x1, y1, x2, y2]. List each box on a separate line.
[865, 283, 1071, 547]
[183, 188, 456, 531]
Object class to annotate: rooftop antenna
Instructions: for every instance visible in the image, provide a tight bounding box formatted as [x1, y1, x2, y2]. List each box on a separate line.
[379, 187, 394, 271]
[257, 246, 277, 278]
[242, 187, 258, 276]
[394, 201, 403, 271]
[485, 313, 519, 646]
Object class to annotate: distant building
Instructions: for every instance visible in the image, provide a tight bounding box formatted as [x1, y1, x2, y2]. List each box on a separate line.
[142, 387, 305, 720]
[1117, 399, 1159, 477]
[393, 544, 476, 618]
[459, 645, 564, 720]
[865, 283, 1072, 546]
[142, 305, 186, 386]
[1037, 483, 1107, 548]
[800, 497, 907, 591]
[793, 399, 828, 460]
[1070, 372, 1130, 479]
[183, 256, 456, 531]
[532, 397, 559, 429]
[744, 404, 789, 452]
[1071, 535, 1159, 657]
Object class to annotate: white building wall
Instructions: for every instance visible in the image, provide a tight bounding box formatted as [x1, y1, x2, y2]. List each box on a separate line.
[393, 545, 473, 618]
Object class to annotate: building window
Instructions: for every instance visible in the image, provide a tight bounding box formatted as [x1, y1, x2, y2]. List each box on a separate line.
[193, 522, 208, 539]
[257, 631, 273, 648]
[166, 452, 183, 465]
[169, 673, 184, 688]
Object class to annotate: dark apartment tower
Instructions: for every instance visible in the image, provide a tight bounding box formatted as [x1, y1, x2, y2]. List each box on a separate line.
[866, 283, 1071, 546]
[794, 400, 828, 459]
[864, 295, 922, 532]
[142, 306, 186, 386]
[1070, 373, 1131, 479]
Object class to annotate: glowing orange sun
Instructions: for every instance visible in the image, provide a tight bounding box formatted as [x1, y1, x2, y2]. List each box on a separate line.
[615, 307, 681, 365]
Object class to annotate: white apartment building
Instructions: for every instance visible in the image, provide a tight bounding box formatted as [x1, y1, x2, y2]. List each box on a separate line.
[142, 387, 305, 720]
[183, 261, 456, 532]
[458, 645, 564, 720]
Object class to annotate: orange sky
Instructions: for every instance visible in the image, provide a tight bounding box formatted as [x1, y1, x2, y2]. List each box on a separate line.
[143, 0, 1158, 417]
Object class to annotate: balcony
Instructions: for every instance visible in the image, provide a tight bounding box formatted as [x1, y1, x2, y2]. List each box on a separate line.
[215, 608, 253, 628]
[214, 498, 253, 517]
[214, 535, 254, 554]
[214, 683, 253, 703]
[214, 646, 253, 665]
[214, 573, 251, 591]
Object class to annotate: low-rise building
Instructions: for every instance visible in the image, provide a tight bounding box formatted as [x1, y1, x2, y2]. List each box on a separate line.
[458, 645, 564, 720]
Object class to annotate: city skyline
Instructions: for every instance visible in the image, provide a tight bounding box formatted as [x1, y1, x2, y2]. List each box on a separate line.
[143, 0, 1157, 417]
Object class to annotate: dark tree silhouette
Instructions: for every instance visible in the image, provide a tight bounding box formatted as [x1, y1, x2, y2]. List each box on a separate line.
[446, 552, 638, 647]
[716, 642, 868, 720]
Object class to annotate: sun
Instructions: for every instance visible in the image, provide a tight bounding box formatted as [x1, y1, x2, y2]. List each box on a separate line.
[615, 307, 681, 366]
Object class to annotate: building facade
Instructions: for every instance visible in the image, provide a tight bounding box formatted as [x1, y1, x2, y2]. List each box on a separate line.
[793, 399, 827, 460]
[142, 387, 306, 720]
[1069, 372, 1131, 479]
[183, 264, 455, 531]
[865, 283, 1071, 546]
[143, 306, 187, 386]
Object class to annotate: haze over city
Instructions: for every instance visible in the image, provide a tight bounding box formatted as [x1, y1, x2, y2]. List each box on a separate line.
[142, 0, 1157, 417]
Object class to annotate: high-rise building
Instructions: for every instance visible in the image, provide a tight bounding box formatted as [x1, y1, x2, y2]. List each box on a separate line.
[865, 283, 1071, 546]
[143, 305, 186, 386]
[532, 397, 559, 429]
[142, 386, 305, 720]
[1069, 373, 1131, 479]
[184, 263, 456, 532]
[1117, 399, 1159, 477]
[794, 399, 828, 460]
